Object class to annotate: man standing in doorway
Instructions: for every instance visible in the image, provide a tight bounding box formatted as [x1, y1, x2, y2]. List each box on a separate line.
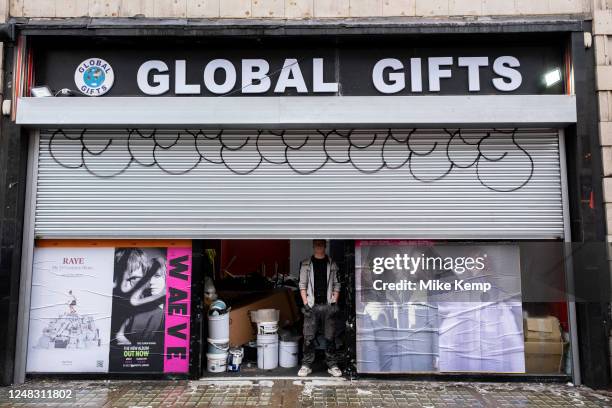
[298, 239, 342, 377]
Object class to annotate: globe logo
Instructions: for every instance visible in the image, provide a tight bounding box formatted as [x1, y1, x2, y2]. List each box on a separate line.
[83, 66, 106, 88]
[74, 58, 115, 96]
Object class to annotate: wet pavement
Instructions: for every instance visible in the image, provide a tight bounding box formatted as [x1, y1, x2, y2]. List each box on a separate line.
[2, 378, 612, 407]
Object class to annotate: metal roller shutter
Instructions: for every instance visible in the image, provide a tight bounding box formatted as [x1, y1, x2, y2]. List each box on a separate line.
[35, 128, 564, 239]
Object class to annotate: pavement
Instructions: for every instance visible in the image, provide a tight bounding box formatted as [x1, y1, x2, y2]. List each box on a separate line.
[2, 378, 612, 407]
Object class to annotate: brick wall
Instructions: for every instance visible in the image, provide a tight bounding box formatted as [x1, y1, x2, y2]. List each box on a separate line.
[8, 0, 591, 19]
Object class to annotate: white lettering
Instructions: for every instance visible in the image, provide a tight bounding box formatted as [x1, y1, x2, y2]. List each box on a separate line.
[312, 58, 338, 92]
[175, 60, 201, 94]
[409, 257, 421, 275]
[137, 60, 169, 95]
[274, 58, 308, 93]
[492, 56, 522, 91]
[242, 59, 271, 94]
[458, 56, 488, 92]
[372, 257, 385, 274]
[428, 57, 453, 92]
[204, 59, 237, 94]
[372, 58, 405, 94]
[454, 280, 492, 292]
[410, 58, 422, 92]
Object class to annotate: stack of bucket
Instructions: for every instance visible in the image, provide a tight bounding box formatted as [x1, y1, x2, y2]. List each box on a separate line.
[250, 309, 280, 370]
[207, 300, 230, 373]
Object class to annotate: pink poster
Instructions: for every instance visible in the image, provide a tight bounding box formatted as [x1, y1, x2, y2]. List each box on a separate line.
[163, 248, 192, 373]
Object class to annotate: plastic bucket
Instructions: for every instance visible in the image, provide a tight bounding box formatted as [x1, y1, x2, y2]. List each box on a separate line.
[279, 340, 299, 368]
[250, 309, 280, 323]
[207, 337, 229, 354]
[257, 334, 279, 370]
[208, 313, 229, 341]
[257, 321, 279, 335]
[207, 352, 227, 373]
[209, 299, 227, 315]
[228, 347, 244, 372]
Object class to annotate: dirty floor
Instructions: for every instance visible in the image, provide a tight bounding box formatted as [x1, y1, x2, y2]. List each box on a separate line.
[2, 378, 612, 407]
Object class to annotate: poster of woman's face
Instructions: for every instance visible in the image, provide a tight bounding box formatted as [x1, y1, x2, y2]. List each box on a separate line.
[109, 247, 167, 372]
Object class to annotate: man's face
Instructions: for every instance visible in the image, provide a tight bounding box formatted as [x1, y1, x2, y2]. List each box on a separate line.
[313, 241, 326, 258]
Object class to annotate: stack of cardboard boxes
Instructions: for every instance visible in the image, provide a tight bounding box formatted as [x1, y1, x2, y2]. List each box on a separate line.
[523, 316, 565, 373]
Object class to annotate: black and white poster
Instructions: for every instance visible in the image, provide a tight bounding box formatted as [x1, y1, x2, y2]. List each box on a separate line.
[109, 248, 167, 372]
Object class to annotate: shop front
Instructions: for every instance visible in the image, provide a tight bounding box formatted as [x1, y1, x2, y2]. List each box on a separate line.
[11, 29, 589, 382]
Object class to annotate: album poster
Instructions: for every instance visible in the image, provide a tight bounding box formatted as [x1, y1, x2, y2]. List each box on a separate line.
[26, 247, 114, 373]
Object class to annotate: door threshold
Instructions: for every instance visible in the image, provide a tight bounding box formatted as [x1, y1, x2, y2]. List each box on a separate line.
[197, 376, 347, 382]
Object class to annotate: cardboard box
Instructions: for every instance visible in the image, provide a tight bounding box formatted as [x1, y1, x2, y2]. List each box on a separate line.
[218, 288, 299, 347]
[524, 316, 562, 343]
[524, 341, 564, 373]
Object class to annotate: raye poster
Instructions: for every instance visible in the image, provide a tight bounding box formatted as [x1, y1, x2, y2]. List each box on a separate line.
[355, 241, 524, 374]
[26, 247, 115, 373]
[26, 243, 191, 374]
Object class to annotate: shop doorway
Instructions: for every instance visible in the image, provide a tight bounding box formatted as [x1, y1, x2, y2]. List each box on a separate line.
[196, 239, 352, 378]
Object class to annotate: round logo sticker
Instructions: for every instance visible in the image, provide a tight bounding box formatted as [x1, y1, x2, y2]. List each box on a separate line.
[74, 58, 114, 96]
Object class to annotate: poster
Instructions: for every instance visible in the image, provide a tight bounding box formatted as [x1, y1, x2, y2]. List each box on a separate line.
[109, 248, 167, 372]
[355, 241, 524, 374]
[26, 243, 191, 374]
[26, 247, 115, 373]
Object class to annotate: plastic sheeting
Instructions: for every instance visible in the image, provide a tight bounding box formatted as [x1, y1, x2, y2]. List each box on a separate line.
[355, 242, 525, 373]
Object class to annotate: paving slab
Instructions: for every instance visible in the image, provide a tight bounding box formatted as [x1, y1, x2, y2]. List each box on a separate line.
[1, 379, 612, 407]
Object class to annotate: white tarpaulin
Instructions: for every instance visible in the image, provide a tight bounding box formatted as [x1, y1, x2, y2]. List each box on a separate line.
[355, 241, 525, 373]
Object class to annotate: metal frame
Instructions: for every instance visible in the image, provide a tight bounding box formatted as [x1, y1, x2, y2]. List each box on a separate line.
[20, 126, 575, 383]
[13, 129, 39, 384]
[559, 128, 581, 385]
[16, 95, 577, 128]
[567, 27, 610, 387]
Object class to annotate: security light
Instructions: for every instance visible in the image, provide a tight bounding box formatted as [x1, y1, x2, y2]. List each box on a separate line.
[543, 68, 562, 87]
[30, 86, 53, 97]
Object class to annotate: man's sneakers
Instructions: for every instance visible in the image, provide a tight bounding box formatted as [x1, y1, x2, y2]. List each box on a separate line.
[297, 365, 312, 377]
[298, 365, 343, 377]
[327, 366, 342, 377]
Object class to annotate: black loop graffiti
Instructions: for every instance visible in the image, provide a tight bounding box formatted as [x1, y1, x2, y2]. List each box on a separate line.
[48, 128, 535, 192]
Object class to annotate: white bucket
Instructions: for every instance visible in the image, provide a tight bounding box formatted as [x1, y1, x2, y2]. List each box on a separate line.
[208, 312, 229, 341]
[257, 334, 279, 370]
[279, 340, 299, 368]
[257, 321, 279, 335]
[207, 352, 227, 373]
[207, 337, 229, 354]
